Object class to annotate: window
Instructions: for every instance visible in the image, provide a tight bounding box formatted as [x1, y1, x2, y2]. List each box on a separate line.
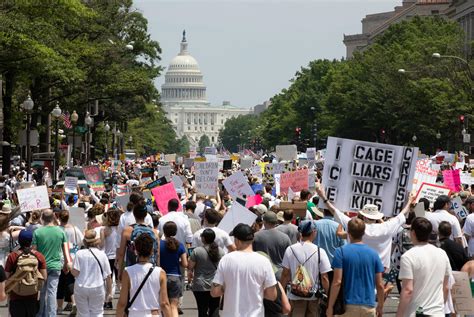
[212, 136, 215, 142]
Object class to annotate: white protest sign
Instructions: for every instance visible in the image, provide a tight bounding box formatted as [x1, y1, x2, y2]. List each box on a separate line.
[452, 271, 474, 315]
[17, 185, 50, 212]
[64, 176, 78, 194]
[222, 171, 254, 198]
[306, 147, 316, 161]
[460, 172, 473, 185]
[308, 172, 316, 189]
[250, 165, 262, 178]
[204, 146, 217, 155]
[275, 174, 281, 196]
[240, 158, 253, 170]
[265, 163, 287, 175]
[288, 187, 296, 201]
[455, 162, 466, 170]
[164, 153, 176, 162]
[452, 196, 468, 219]
[195, 162, 219, 196]
[218, 202, 258, 234]
[415, 182, 451, 207]
[184, 158, 194, 169]
[158, 165, 172, 179]
[412, 159, 438, 192]
[320, 137, 418, 216]
[68, 207, 86, 234]
[116, 194, 131, 210]
[276, 145, 297, 162]
[205, 154, 218, 162]
[172, 175, 184, 189]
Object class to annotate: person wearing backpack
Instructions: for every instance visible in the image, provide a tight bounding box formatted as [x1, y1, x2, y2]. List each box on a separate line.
[116, 200, 160, 279]
[71, 229, 112, 317]
[280, 220, 331, 317]
[4, 229, 47, 317]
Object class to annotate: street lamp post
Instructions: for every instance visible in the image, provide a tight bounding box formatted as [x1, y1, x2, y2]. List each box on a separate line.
[310, 106, 317, 148]
[111, 124, 116, 159]
[432, 53, 474, 81]
[85, 112, 93, 165]
[436, 131, 441, 151]
[70, 110, 78, 165]
[128, 135, 133, 149]
[116, 129, 122, 158]
[104, 122, 110, 159]
[22, 95, 34, 180]
[51, 102, 62, 183]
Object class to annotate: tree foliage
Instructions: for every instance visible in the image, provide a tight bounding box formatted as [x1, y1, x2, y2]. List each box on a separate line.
[219, 114, 259, 152]
[198, 135, 211, 154]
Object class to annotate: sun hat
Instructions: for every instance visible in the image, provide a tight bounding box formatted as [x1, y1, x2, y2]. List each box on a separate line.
[83, 229, 100, 245]
[358, 204, 384, 220]
[276, 211, 284, 222]
[0, 205, 11, 214]
[311, 206, 324, 218]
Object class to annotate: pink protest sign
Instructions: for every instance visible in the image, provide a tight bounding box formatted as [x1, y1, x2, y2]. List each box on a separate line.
[280, 169, 309, 195]
[151, 183, 182, 215]
[246, 195, 263, 208]
[443, 169, 462, 192]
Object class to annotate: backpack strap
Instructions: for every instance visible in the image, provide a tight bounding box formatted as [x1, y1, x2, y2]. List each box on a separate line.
[290, 245, 318, 266]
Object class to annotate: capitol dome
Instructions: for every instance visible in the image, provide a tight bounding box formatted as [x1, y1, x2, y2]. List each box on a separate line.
[161, 31, 208, 104]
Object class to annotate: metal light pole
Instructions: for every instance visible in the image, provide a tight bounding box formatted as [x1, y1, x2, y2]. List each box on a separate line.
[310, 106, 317, 148]
[111, 124, 116, 159]
[128, 135, 133, 149]
[116, 129, 122, 159]
[85, 112, 93, 165]
[22, 95, 34, 179]
[51, 102, 62, 183]
[71, 110, 78, 165]
[436, 131, 441, 151]
[104, 122, 110, 159]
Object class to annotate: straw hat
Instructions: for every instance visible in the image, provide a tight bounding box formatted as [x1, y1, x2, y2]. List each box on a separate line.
[83, 229, 100, 245]
[358, 204, 384, 220]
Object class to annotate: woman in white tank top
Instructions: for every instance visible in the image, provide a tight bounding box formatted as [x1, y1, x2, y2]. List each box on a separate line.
[117, 232, 175, 317]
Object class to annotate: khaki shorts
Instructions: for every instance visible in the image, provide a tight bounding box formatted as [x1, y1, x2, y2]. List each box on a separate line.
[336, 304, 376, 317]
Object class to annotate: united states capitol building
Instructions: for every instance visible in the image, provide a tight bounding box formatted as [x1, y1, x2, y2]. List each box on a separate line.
[160, 32, 252, 146]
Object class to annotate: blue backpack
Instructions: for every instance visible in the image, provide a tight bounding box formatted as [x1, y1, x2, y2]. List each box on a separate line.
[126, 224, 158, 266]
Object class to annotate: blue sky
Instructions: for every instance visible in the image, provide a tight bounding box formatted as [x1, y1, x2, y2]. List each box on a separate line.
[135, 0, 401, 108]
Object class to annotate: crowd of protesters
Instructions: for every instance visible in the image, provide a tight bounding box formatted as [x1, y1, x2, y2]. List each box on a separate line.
[0, 155, 472, 317]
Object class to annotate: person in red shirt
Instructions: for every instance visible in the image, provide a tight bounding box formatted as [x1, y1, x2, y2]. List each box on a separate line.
[5, 229, 47, 317]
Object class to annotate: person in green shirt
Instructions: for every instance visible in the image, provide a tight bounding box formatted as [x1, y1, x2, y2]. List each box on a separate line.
[32, 209, 71, 317]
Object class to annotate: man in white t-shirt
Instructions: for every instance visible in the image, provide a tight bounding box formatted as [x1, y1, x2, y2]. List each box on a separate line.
[316, 182, 415, 270]
[192, 208, 236, 252]
[425, 195, 463, 245]
[194, 193, 206, 218]
[397, 217, 451, 317]
[158, 198, 193, 247]
[211, 223, 277, 317]
[280, 220, 331, 316]
[462, 197, 474, 255]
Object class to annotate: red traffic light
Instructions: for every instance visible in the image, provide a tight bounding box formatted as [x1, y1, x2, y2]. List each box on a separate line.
[460, 115, 465, 123]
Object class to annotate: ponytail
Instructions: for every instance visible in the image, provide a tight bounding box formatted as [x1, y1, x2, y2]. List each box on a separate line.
[207, 242, 221, 263]
[165, 236, 179, 252]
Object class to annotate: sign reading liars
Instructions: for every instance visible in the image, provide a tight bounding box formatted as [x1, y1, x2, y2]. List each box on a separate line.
[320, 137, 418, 216]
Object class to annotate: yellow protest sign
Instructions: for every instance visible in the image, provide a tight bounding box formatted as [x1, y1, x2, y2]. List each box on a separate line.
[258, 162, 268, 173]
[194, 157, 206, 162]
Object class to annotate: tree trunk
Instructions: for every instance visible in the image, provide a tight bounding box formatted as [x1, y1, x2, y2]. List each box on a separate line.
[2, 71, 14, 175]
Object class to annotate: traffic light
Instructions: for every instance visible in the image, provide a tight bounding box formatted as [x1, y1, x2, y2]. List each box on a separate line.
[460, 115, 465, 124]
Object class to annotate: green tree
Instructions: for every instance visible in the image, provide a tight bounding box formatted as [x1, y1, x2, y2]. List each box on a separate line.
[219, 114, 259, 152]
[198, 135, 211, 154]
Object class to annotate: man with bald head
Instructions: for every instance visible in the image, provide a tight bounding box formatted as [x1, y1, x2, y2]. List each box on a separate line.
[33, 209, 72, 317]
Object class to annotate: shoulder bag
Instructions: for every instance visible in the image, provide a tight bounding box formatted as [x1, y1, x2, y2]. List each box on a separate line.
[125, 266, 155, 316]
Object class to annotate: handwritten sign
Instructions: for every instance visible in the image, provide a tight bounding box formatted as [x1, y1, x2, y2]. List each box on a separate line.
[306, 147, 316, 161]
[320, 137, 418, 216]
[82, 165, 105, 191]
[280, 169, 309, 195]
[250, 165, 262, 178]
[452, 196, 467, 219]
[64, 176, 78, 194]
[460, 172, 473, 185]
[276, 145, 297, 162]
[222, 171, 254, 199]
[265, 163, 287, 175]
[415, 182, 451, 207]
[443, 169, 461, 192]
[204, 147, 217, 155]
[452, 271, 474, 315]
[218, 202, 258, 234]
[17, 185, 50, 212]
[195, 162, 219, 196]
[413, 159, 438, 192]
[151, 183, 182, 215]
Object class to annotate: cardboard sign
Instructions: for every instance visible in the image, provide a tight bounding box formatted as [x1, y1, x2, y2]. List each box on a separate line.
[265, 163, 287, 175]
[68, 207, 86, 234]
[195, 162, 219, 196]
[413, 159, 438, 192]
[64, 176, 78, 194]
[320, 137, 418, 216]
[240, 158, 252, 170]
[222, 171, 254, 199]
[218, 202, 258, 234]
[164, 153, 176, 163]
[443, 169, 462, 192]
[223, 159, 232, 170]
[280, 169, 309, 195]
[151, 183, 182, 215]
[276, 145, 297, 162]
[83, 165, 105, 191]
[452, 196, 467, 219]
[158, 165, 172, 179]
[17, 185, 51, 212]
[415, 182, 451, 206]
[452, 271, 474, 315]
[278, 201, 307, 218]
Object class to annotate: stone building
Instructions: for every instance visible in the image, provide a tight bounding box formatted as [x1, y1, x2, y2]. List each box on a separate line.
[343, 0, 470, 59]
[161, 32, 252, 146]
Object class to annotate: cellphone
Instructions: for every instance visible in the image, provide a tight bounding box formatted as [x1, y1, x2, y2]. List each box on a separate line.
[187, 247, 195, 257]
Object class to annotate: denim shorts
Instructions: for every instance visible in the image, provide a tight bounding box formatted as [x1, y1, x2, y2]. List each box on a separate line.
[167, 275, 183, 299]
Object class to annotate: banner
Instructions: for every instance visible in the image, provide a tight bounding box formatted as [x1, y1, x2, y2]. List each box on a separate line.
[83, 165, 105, 191]
[320, 137, 418, 216]
[280, 169, 309, 195]
[17, 185, 50, 212]
[415, 182, 451, 206]
[151, 183, 182, 215]
[64, 176, 78, 194]
[276, 145, 297, 161]
[413, 159, 438, 192]
[443, 169, 462, 192]
[222, 171, 254, 198]
[218, 202, 257, 233]
[195, 162, 219, 196]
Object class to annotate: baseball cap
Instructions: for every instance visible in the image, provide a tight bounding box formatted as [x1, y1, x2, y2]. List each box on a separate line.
[298, 220, 316, 235]
[230, 223, 254, 241]
[18, 229, 33, 246]
[262, 211, 278, 224]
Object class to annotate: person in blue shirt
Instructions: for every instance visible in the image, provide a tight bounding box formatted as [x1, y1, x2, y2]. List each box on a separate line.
[313, 209, 346, 264]
[326, 217, 384, 317]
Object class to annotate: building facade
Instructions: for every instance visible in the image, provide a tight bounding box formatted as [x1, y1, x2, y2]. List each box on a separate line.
[161, 32, 252, 146]
[445, 0, 474, 56]
[343, 0, 457, 58]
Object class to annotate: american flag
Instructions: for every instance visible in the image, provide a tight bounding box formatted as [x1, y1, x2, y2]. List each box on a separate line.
[61, 111, 72, 129]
